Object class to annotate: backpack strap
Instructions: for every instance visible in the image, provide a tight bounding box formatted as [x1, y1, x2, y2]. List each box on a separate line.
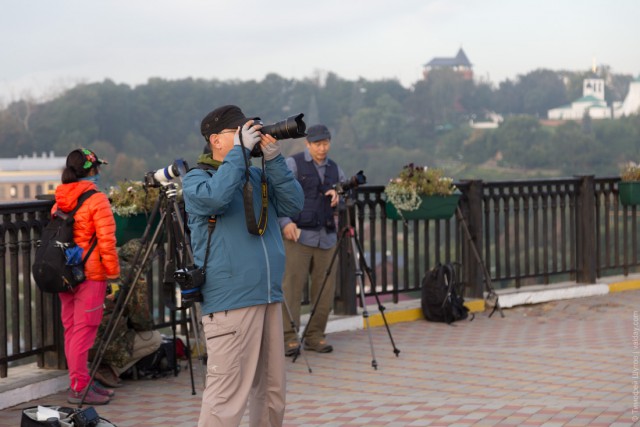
[64, 189, 99, 262]
[81, 234, 98, 265]
[54, 189, 98, 220]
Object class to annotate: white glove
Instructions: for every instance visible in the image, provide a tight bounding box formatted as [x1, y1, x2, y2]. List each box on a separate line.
[262, 141, 282, 161]
[234, 122, 261, 152]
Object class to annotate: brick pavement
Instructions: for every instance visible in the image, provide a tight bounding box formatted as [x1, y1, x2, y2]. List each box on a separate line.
[1, 290, 638, 426]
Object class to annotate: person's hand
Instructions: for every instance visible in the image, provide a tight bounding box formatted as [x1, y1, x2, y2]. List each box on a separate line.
[106, 281, 121, 301]
[325, 188, 339, 207]
[261, 134, 281, 161]
[234, 120, 261, 152]
[282, 222, 300, 242]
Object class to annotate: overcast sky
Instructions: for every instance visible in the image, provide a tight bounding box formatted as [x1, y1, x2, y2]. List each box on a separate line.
[1, 0, 639, 104]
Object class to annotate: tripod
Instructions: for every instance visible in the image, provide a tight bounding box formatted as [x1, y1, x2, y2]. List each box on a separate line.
[293, 190, 400, 370]
[455, 206, 504, 318]
[83, 182, 205, 407]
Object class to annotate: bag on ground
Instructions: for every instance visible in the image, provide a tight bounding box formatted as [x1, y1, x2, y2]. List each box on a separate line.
[20, 405, 116, 427]
[130, 336, 183, 379]
[32, 190, 97, 293]
[421, 262, 469, 324]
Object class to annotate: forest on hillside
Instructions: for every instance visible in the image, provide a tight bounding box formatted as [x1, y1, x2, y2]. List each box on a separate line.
[0, 67, 638, 187]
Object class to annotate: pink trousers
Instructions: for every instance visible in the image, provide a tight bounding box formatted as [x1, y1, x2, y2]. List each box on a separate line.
[59, 279, 106, 392]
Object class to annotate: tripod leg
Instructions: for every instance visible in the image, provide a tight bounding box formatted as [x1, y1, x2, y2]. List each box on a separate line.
[455, 207, 505, 319]
[351, 233, 400, 358]
[294, 233, 344, 361]
[178, 309, 196, 395]
[282, 299, 312, 373]
[349, 236, 378, 370]
[187, 304, 207, 388]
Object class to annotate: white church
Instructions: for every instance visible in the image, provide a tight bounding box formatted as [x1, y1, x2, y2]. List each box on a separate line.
[548, 75, 640, 120]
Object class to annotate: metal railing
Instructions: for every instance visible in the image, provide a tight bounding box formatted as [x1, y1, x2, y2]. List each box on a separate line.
[1, 176, 638, 377]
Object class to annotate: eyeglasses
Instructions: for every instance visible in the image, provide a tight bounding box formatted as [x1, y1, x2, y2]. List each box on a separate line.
[217, 129, 236, 135]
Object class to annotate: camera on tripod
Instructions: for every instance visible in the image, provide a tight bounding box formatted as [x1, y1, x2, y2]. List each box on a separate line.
[174, 265, 205, 304]
[249, 114, 307, 157]
[333, 170, 366, 194]
[144, 159, 190, 187]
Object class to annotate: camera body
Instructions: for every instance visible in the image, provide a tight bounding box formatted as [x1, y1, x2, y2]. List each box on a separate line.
[174, 265, 205, 304]
[249, 113, 307, 157]
[334, 170, 366, 194]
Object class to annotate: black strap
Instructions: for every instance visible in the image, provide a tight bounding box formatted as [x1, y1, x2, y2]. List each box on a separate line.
[69, 189, 98, 216]
[81, 234, 98, 266]
[238, 130, 269, 236]
[56, 189, 98, 263]
[202, 216, 216, 272]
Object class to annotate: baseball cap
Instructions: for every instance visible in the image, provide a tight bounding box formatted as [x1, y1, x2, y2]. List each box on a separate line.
[306, 124, 331, 142]
[78, 148, 108, 169]
[200, 105, 256, 139]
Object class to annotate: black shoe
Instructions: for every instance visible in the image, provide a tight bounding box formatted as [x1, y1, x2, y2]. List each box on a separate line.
[285, 342, 300, 357]
[304, 340, 333, 353]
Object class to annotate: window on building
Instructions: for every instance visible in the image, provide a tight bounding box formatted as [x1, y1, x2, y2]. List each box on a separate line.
[10, 186, 18, 199]
[36, 184, 43, 195]
[23, 185, 31, 199]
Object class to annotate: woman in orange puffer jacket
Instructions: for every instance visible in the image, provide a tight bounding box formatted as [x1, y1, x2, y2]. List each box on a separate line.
[53, 148, 120, 405]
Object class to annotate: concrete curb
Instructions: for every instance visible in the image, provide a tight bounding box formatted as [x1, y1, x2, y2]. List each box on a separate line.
[363, 276, 640, 329]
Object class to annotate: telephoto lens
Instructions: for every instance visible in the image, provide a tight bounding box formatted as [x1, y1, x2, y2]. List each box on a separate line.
[250, 113, 307, 157]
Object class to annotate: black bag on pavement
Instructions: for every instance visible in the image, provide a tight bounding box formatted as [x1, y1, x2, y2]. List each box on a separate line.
[131, 336, 181, 379]
[20, 405, 116, 427]
[32, 190, 97, 293]
[421, 262, 469, 324]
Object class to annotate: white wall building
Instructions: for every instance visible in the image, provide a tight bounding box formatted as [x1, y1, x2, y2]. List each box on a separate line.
[613, 75, 640, 117]
[0, 152, 65, 202]
[548, 77, 612, 120]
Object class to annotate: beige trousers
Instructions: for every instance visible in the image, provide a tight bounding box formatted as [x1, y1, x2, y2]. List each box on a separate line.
[198, 303, 286, 427]
[281, 240, 337, 345]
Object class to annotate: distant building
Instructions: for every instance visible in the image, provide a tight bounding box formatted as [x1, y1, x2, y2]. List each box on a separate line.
[547, 76, 612, 120]
[613, 75, 640, 117]
[423, 48, 473, 80]
[548, 74, 640, 121]
[0, 152, 65, 202]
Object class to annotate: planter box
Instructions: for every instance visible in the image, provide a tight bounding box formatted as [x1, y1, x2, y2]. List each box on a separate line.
[386, 194, 461, 220]
[114, 213, 158, 246]
[619, 181, 640, 206]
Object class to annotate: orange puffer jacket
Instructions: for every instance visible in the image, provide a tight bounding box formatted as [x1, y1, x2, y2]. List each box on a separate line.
[52, 180, 120, 281]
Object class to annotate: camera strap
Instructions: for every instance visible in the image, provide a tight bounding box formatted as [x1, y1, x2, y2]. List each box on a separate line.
[238, 130, 269, 236]
[202, 215, 216, 272]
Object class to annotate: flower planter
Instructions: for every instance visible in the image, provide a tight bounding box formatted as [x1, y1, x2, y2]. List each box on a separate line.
[619, 181, 640, 206]
[114, 213, 158, 246]
[386, 194, 461, 220]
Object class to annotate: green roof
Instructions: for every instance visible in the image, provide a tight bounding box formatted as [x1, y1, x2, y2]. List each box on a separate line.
[574, 95, 605, 103]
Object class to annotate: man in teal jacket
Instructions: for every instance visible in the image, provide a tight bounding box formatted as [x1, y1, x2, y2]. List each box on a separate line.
[183, 105, 303, 427]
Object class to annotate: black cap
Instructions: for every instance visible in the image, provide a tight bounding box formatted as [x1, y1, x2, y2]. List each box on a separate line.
[200, 105, 252, 139]
[306, 124, 331, 142]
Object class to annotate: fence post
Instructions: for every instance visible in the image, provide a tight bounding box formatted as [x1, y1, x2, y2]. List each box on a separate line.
[575, 175, 597, 283]
[334, 205, 357, 315]
[460, 180, 485, 298]
[42, 295, 66, 369]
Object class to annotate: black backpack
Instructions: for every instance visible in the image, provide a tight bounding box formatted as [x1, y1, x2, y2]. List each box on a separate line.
[129, 336, 183, 379]
[32, 190, 98, 293]
[421, 262, 469, 324]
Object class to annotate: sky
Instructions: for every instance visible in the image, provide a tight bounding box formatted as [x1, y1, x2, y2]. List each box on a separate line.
[1, 0, 639, 104]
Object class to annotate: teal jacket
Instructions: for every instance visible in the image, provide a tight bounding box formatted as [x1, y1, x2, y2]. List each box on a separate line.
[182, 146, 303, 315]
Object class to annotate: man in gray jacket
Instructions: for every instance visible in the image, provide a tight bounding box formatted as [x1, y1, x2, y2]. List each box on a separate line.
[182, 105, 303, 427]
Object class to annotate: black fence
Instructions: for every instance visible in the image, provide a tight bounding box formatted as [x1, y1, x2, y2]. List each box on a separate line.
[1, 176, 638, 377]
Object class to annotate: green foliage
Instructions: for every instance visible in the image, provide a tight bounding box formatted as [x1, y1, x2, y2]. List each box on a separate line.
[108, 180, 160, 217]
[385, 164, 456, 211]
[1, 68, 638, 187]
[620, 162, 640, 181]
